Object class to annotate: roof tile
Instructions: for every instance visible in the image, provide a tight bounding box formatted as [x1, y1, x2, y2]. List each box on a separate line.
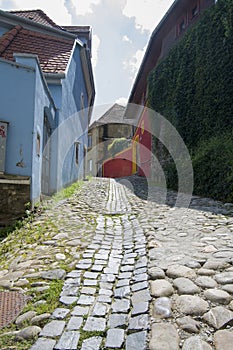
[0, 25, 74, 73]
[9, 9, 62, 30]
[0, 25, 22, 55]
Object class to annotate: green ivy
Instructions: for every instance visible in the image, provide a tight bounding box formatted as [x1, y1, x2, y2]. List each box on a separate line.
[108, 138, 130, 157]
[148, 0, 233, 202]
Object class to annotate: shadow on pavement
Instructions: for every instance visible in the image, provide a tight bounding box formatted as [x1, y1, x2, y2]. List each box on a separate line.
[116, 175, 233, 217]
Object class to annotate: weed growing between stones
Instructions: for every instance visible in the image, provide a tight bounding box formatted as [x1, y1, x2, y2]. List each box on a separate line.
[24, 279, 64, 315]
[78, 330, 106, 347]
[0, 280, 64, 349]
[52, 181, 82, 203]
[0, 327, 34, 350]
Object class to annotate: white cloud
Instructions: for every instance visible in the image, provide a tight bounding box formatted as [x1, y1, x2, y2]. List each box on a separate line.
[0, 0, 15, 9]
[75, 0, 101, 16]
[1, 0, 177, 106]
[64, 0, 101, 19]
[1, 0, 72, 25]
[122, 35, 132, 43]
[115, 97, 127, 106]
[123, 45, 146, 81]
[91, 34, 100, 69]
[123, 0, 175, 32]
[1, 0, 101, 24]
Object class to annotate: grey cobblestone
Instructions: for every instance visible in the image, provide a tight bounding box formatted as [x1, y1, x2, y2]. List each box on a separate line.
[67, 316, 83, 330]
[40, 320, 65, 337]
[108, 313, 128, 328]
[83, 316, 106, 331]
[54, 331, 80, 350]
[125, 331, 147, 350]
[11, 176, 231, 350]
[105, 328, 125, 348]
[59, 296, 78, 305]
[51, 308, 70, 320]
[77, 295, 95, 305]
[81, 336, 102, 350]
[92, 302, 108, 316]
[30, 338, 56, 350]
[128, 314, 149, 330]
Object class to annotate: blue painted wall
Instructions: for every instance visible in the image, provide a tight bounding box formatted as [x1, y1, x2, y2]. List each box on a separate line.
[14, 55, 57, 202]
[0, 56, 57, 203]
[0, 59, 35, 178]
[0, 41, 91, 201]
[54, 44, 89, 189]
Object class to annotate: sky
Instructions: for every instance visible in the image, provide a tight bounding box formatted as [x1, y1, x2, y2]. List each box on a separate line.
[0, 0, 175, 106]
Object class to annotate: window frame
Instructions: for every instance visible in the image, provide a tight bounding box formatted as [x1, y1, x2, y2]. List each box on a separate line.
[75, 142, 79, 165]
[88, 133, 92, 149]
[190, 2, 200, 21]
[88, 159, 93, 172]
[36, 132, 41, 157]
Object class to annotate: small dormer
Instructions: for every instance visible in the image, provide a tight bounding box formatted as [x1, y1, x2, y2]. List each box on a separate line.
[62, 26, 92, 57]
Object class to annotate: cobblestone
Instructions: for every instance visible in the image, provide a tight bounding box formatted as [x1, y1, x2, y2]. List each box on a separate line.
[0, 177, 233, 349]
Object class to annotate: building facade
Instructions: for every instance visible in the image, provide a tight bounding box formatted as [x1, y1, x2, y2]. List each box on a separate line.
[87, 104, 133, 177]
[121, 0, 215, 178]
[0, 9, 95, 223]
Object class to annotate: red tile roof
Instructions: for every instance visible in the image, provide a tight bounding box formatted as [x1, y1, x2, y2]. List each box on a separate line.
[0, 25, 74, 73]
[9, 9, 62, 30]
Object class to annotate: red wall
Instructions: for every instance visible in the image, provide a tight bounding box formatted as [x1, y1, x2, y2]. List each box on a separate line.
[103, 158, 133, 178]
[103, 147, 132, 178]
[133, 107, 152, 177]
[102, 106, 152, 178]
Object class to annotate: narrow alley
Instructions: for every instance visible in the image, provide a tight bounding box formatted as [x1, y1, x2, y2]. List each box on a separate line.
[0, 177, 233, 349]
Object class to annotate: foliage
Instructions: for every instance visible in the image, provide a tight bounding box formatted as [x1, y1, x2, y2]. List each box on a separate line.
[0, 181, 82, 242]
[0, 220, 24, 241]
[52, 180, 82, 202]
[192, 132, 233, 202]
[108, 138, 130, 157]
[0, 280, 63, 350]
[148, 0, 233, 201]
[0, 331, 34, 350]
[24, 279, 64, 315]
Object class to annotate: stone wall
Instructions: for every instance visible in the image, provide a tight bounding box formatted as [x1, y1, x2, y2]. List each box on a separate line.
[0, 176, 30, 225]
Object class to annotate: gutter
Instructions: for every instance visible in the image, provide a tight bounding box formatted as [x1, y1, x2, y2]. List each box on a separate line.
[44, 72, 66, 85]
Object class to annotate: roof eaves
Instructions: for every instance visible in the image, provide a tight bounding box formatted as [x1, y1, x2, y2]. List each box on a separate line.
[128, 0, 179, 103]
[44, 72, 66, 85]
[97, 104, 126, 124]
[0, 25, 22, 55]
[0, 56, 35, 71]
[10, 9, 63, 30]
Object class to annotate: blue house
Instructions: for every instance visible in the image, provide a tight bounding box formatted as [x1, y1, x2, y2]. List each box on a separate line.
[0, 9, 95, 222]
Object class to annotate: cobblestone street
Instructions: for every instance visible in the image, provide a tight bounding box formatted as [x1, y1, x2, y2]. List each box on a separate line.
[1, 177, 233, 349]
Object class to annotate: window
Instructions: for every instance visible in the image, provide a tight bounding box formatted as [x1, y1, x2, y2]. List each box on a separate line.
[75, 142, 79, 164]
[177, 16, 187, 37]
[88, 133, 92, 149]
[179, 20, 186, 33]
[191, 5, 199, 19]
[36, 133, 41, 157]
[88, 159, 93, 172]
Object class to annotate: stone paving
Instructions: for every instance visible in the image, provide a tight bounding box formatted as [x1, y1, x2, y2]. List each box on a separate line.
[30, 179, 149, 350]
[0, 176, 233, 349]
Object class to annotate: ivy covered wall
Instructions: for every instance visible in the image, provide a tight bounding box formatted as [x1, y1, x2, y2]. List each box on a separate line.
[148, 0, 233, 202]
